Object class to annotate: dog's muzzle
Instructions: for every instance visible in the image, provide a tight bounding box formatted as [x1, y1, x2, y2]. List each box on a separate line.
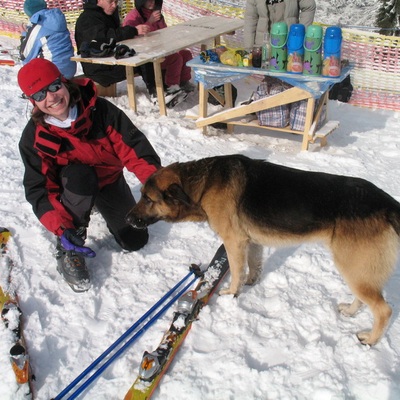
[125, 213, 148, 230]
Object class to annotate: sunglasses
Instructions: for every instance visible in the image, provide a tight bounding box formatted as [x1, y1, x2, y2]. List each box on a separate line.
[22, 77, 63, 102]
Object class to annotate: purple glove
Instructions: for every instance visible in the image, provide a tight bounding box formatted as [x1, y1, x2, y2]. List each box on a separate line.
[61, 229, 96, 258]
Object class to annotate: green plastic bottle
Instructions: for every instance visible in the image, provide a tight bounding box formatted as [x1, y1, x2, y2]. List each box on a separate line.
[303, 25, 323, 75]
[270, 22, 288, 72]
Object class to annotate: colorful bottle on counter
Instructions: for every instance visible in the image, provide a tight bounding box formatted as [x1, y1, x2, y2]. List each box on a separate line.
[287, 24, 305, 74]
[270, 22, 288, 72]
[303, 24, 323, 75]
[252, 46, 262, 68]
[322, 26, 342, 77]
[261, 32, 271, 69]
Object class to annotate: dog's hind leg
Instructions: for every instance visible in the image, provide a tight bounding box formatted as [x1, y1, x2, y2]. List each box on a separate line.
[338, 280, 392, 345]
[338, 298, 362, 317]
[331, 224, 397, 345]
[336, 266, 393, 345]
[220, 238, 248, 296]
[355, 291, 392, 345]
[246, 243, 263, 286]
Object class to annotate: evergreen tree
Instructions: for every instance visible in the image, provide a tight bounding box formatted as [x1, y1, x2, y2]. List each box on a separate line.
[376, 0, 400, 35]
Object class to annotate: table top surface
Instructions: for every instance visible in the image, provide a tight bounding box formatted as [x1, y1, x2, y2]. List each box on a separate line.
[72, 16, 244, 67]
[188, 56, 351, 98]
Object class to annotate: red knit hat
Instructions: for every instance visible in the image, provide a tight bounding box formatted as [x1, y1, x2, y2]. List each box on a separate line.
[18, 58, 61, 97]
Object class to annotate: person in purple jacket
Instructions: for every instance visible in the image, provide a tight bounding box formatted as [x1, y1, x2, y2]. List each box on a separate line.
[123, 0, 195, 98]
[19, 0, 77, 79]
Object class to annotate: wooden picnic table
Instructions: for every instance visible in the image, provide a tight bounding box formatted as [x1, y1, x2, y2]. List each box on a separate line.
[71, 16, 244, 116]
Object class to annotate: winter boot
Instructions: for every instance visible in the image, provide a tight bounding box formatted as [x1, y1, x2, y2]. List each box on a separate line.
[56, 238, 91, 293]
[165, 84, 188, 108]
[180, 81, 196, 93]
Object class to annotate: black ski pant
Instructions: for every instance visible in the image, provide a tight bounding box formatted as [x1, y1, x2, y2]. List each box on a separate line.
[60, 164, 148, 251]
[83, 62, 156, 94]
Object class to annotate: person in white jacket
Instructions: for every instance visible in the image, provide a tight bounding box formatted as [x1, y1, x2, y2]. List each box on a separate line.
[243, 0, 316, 49]
[19, 0, 76, 79]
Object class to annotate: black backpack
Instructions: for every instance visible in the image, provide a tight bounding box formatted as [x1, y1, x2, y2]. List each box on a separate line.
[208, 84, 238, 106]
[329, 75, 353, 103]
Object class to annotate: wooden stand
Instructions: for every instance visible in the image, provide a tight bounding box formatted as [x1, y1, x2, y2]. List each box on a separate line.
[196, 83, 338, 151]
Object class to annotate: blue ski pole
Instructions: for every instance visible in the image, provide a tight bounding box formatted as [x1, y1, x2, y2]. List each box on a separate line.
[66, 274, 198, 399]
[53, 268, 198, 400]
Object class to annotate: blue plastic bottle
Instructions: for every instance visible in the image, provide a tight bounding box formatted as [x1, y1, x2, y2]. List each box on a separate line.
[322, 26, 342, 77]
[287, 24, 305, 74]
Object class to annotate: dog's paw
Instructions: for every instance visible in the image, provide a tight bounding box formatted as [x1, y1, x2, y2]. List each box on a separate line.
[356, 331, 375, 346]
[245, 276, 259, 286]
[219, 287, 238, 296]
[338, 303, 356, 317]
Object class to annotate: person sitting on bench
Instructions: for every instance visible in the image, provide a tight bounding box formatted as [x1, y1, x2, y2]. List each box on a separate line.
[75, 0, 156, 95]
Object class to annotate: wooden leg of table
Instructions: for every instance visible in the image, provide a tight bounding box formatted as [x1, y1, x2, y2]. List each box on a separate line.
[154, 59, 167, 116]
[126, 66, 136, 113]
[301, 97, 315, 151]
[201, 35, 221, 51]
[320, 91, 329, 125]
[224, 83, 234, 134]
[199, 83, 208, 135]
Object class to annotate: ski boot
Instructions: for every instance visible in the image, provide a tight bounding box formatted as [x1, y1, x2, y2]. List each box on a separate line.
[164, 84, 188, 108]
[55, 237, 91, 293]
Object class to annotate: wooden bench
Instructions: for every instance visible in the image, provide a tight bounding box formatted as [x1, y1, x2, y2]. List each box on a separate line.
[73, 74, 117, 97]
[73, 73, 140, 98]
[94, 82, 117, 97]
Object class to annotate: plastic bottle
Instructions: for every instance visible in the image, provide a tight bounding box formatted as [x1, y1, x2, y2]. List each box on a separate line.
[261, 32, 271, 69]
[252, 46, 262, 68]
[287, 24, 305, 74]
[303, 25, 323, 75]
[243, 49, 252, 67]
[322, 26, 342, 77]
[270, 22, 288, 72]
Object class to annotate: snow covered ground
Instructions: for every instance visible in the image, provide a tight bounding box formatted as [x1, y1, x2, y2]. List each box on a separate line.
[315, 0, 380, 28]
[1, 25, 400, 400]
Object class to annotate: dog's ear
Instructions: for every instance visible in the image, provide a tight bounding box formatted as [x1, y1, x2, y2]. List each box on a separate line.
[164, 183, 192, 206]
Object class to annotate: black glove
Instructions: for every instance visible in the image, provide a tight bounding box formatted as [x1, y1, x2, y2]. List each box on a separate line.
[80, 38, 116, 58]
[114, 44, 136, 59]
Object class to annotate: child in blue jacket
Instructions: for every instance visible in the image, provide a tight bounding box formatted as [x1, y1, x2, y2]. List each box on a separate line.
[20, 0, 77, 79]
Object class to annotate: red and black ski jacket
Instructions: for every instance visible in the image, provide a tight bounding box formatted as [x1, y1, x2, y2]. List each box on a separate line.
[18, 78, 161, 237]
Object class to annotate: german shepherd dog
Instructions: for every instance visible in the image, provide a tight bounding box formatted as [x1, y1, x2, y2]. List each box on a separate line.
[126, 155, 400, 345]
